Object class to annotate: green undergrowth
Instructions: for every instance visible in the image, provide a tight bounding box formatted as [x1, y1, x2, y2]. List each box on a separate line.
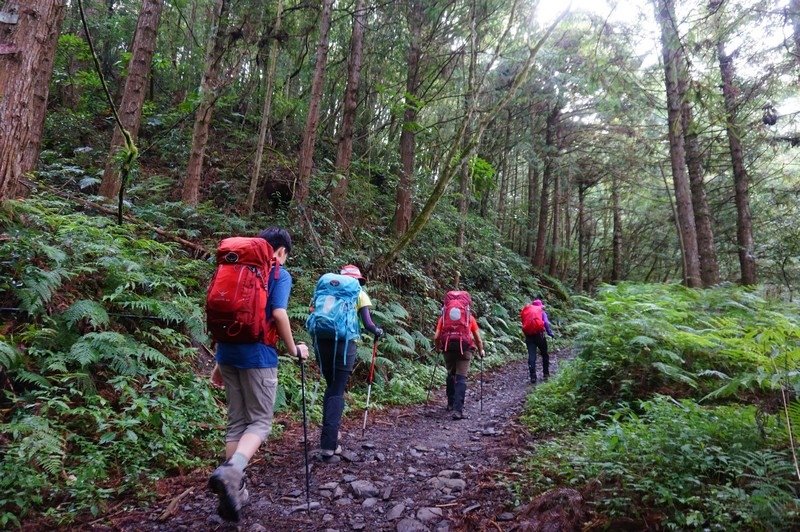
[516, 283, 800, 529]
[520, 397, 799, 529]
[0, 191, 547, 525]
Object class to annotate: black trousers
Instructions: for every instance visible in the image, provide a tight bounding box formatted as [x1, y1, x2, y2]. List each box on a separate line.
[314, 338, 356, 451]
[525, 333, 549, 381]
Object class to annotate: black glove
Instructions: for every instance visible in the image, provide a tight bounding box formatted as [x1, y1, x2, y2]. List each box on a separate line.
[374, 327, 384, 339]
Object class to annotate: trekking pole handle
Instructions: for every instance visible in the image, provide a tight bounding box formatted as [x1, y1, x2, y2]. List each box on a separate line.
[296, 341, 306, 362]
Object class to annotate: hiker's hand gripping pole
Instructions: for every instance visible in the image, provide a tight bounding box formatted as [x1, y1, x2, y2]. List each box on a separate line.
[361, 339, 379, 437]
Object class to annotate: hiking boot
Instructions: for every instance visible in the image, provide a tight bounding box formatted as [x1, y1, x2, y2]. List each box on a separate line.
[320, 450, 341, 464]
[452, 410, 464, 420]
[543, 373, 550, 382]
[453, 375, 467, 413]
[208, 462, 245, 522]
[239, 486, 250, 507]
[446, 404, 453, 412]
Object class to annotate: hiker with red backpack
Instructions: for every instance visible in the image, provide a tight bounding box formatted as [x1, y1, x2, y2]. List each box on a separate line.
[205, 227, 309, 522]
[306, 264, 383, 463]
[520, 298, 555, 384]
[434, 291, 485, 420]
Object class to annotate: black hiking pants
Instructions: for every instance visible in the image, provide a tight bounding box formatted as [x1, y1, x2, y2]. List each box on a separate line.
[315, 338, 357, 452]
[444, 348, 472, 412]
[525, 333, 549, 382]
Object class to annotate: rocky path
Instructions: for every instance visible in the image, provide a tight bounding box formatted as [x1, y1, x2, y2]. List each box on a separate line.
[107, 350, 569, 531]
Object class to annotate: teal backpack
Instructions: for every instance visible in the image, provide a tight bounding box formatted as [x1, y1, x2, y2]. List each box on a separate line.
[306, 273, 361, 364]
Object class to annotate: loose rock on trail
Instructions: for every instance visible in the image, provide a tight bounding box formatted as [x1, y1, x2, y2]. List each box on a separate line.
[106, 350, 570, 531]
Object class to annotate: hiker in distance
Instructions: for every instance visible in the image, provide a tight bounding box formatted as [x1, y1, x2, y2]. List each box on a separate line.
[434, 291, 485, 420]
[206, 227, 309, 522]
[520, 298, 555, 384]
[306, 264, 384, 463]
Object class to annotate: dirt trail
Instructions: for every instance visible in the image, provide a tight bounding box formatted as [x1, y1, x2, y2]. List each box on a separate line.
[108, 350, 570, 531]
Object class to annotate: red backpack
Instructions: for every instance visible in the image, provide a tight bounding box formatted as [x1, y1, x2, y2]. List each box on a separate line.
[206, 237, 278, 344]
[436, 291, 475, 353]
[521, 304, 545, 335]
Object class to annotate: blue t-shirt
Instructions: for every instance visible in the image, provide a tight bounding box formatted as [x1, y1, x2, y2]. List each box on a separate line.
[216, 266, 292, 369]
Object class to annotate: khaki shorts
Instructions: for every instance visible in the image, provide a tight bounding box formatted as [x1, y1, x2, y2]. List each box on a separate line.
[219, 365, 278, 442]
[443, 348, 473, 377]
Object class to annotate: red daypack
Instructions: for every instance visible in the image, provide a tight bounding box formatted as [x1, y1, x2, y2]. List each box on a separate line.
[436, 291, 475, 353]
[521, 304, 545, 335]
[206, 237, 278, 344]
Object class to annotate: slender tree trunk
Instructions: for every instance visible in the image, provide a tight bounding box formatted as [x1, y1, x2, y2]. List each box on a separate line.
[181, 0, 228, 205]
[717, 41, 757, 284]
[0, 0, 66, 200]
[294, 0, 334, 211]
[611, 174, 623, 282]
[20, 0, 68, 176]
[533, 106, 559, 268]
[99, 0, 163, 199]
[548, 162, 560, 276]
[526, 162, 539, 260]
[576, 184, 585, 291]
[245, 0, 283, 215]
[561, 175, 571, 279]
[497, 108, 512, 232]
[393, 0, 423, 235]
[681, 99, 720, 286]
[332, 0, 366, 208]
[655, 0, 702, 287]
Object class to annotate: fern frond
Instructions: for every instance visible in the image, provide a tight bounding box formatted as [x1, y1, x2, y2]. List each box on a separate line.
[652, 362, 698, 388]
[0, 339, 21, 369]
[287, 304, 310, 321]
[387, 302, 409, 321]
[14, 369, 52, 389]
[412, 331, 432, 352]
[62, 299, 110, 330]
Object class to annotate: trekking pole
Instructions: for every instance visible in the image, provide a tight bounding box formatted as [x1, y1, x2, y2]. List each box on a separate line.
[298, 347, 311, 513]
[361, 339, 379, 437]
[426, 354, 439, 402]
[480, 351, 484, 413]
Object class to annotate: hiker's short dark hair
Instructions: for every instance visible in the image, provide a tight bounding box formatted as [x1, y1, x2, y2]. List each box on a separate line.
[259, 227, 292, 254]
